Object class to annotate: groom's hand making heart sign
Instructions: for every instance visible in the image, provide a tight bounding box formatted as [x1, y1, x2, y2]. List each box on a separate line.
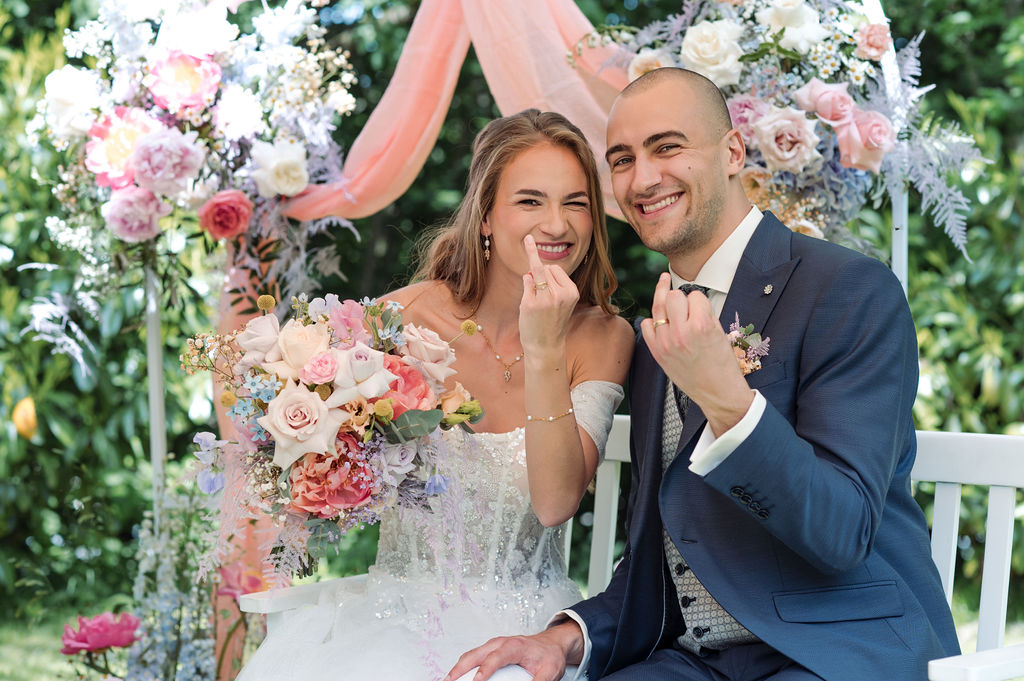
[640, 272, 754, 437]
[518, 234, 579, 356]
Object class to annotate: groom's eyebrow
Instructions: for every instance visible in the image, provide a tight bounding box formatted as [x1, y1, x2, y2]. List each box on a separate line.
[605, 130, 690, 162]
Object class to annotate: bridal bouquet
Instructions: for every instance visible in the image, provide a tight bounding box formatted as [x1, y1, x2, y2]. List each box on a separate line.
[576, 0, 983, 255]
[182, 294, 483, 581]
[26, 0, 358, 364]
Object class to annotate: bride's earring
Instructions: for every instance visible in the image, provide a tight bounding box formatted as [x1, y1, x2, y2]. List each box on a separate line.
[483, 236, 491, 262]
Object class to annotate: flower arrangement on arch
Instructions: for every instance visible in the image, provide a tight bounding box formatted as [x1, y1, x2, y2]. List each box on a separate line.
[26, 0, 358, 366]
[182, 294, 483, 582]
[574, 0, 984, 255]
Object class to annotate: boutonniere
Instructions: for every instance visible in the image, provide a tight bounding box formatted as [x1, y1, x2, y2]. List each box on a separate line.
[728, 313, 770, 376]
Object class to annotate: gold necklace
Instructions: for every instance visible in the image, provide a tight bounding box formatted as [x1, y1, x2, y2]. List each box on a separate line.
[474, 322, 524, 382]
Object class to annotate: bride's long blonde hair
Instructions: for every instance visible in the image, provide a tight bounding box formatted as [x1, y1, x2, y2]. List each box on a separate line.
[411, 109, 618, 315]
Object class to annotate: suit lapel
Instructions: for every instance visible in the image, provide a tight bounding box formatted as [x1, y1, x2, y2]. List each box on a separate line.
[673, 212, 799, 456]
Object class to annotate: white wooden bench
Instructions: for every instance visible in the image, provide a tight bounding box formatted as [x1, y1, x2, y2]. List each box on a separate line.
[240, 415, 1024, 680]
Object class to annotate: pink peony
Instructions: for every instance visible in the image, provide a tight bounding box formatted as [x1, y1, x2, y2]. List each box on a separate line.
[835, 108, 896, 173]
[328, 299, 372, 348]
[101, 186, 172, 243]
[854, 23, 892, 61]
[727, 94, 770, 149]
[85, 107, 164, 189]
[299, 351, 339, 386]
[217, 561, 267, 600]
[752, 106, 822, 174]
[132, 127, 205, 197]
[289, 433, 376, 518]
[61, 612, 140, 655]
[147, 50, 222, 114]
[198, 189, 253, 240]
[381, 354, 437, 418]
[793, 77, 855, 127]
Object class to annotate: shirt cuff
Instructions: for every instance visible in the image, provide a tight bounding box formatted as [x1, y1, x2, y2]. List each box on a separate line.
[547, 610, 590, 681]
[688, 390, 766, 476]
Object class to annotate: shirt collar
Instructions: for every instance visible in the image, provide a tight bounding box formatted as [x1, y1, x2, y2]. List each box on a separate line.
[669, 206, 762, 296]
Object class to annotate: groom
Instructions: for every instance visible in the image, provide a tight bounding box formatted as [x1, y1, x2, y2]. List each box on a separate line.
[446, 68, 960, 680]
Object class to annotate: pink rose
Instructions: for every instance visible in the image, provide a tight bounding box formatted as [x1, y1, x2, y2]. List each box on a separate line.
[217, 561, 267, 600]
[198, 190, 253, 240]
[61, 612, 140, 655]
[262, 319, 331, 381]
[299, 351, 339, 386]
[381, 354, 437, 418]
[147, 50, 222, 114]
[328, 299, 372, 348]
[101, 186, 172, 243]
[289, 433, 375, 518]
[752, 106, 822, 174]
[835, 108, 896, 173]
[793, 77, 854, 127]
[727, 95, 770, 149]
[85, 107, 164, 189]
[257, 379, 348, 469]
[399, 323, 456, 389]
[854, 23, 892, 61]
[132, 127, 205, 196]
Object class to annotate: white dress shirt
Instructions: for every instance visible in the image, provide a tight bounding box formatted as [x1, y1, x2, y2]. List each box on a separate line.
[553, 206, 769, 679]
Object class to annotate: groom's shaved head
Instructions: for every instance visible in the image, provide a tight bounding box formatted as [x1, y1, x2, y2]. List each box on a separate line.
[620, 68, 733, 139]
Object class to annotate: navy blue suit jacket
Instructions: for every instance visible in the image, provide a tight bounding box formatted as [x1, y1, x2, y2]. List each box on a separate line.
[572, 213, 959, 680]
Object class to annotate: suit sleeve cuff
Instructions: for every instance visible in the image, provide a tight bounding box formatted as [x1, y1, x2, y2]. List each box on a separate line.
[547, 610, 590, 680]
[688, 390, 766, 476]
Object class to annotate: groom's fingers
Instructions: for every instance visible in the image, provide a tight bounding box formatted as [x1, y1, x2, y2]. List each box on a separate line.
[445, 639, 505, 681]
[641, 272, 672, 349]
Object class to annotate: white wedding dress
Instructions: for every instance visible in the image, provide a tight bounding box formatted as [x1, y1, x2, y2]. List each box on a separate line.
[237, 380, 623, 681]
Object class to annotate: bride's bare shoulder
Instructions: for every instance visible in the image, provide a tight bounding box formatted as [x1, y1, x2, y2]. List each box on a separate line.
[381, 280, 456, 326]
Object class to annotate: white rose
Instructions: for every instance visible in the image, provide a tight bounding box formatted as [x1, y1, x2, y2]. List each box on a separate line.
[257, 379, 348, 469]
[756, 0, 829, 55]
[752, 106, 822, 174]
[236, 314, 281, 360]
[325, 343, 399, 407]
[627, 48, 676, 83]
[43, 66, 102, 138]
[250, 139, 309, 198]
[262, 319, 331, 380]
[679, 20, 745, 87]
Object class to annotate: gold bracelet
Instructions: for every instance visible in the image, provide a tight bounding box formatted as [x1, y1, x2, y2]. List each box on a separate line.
[526, 407, 574, 423]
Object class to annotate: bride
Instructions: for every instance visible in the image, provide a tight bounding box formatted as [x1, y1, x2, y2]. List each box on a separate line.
[237, 109, 634, 680]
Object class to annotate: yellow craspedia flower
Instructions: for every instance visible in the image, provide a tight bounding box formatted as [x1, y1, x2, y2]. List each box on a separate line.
[373, 398, 394, 421]
[460, 320, 478, 336]
[219, 391, 237, 408]
[256, 295, 277, 313]
[13, 396, 37, 440]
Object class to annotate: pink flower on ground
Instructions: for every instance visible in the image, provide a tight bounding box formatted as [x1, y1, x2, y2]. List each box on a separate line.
[132, 127, 205, 197]
[101, 186, 172, 243]
[289, 433, 376, 518]
[198, 189, 253, 240]
[61, 612, 140, 655]
[299, 351, 339, 386]
[218, 561, 267, 600]
[835, 108, 896, 173]
[328, 299, 372, 348]
[147, 50, 222, 114]
[381, 354, 437, 418]
[854, 23, 893, 61]
[727, 95, 770, 149]
[752, 106, 822, 174]
[792, 77, 855, 127]
[85, 107, 165, 189]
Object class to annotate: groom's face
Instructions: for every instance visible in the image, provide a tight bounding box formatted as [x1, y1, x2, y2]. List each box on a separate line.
[605, 79, 729, 259]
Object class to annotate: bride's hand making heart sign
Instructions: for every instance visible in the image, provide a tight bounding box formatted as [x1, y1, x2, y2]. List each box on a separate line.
[518, 234, 579, 356]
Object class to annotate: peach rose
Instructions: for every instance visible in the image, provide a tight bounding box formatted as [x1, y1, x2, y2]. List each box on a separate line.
[439, 381, 472, 416]
[854, 23, 892, 61]
[198, 189, 253, 240]
[835, 108, 896, 173]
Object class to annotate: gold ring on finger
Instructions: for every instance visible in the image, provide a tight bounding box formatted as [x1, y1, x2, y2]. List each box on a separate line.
[653, 318, 670, 329]
[534, 281, 549, 291]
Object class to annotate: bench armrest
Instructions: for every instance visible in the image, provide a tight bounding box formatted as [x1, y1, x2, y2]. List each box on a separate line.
[238, 574, 367, 615]
[929, 643, 1024, 681]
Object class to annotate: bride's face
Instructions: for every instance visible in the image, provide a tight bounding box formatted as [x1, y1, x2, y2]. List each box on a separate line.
[482, 142, 593, 279]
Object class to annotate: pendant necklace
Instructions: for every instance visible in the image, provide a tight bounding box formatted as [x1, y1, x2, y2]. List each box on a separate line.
[474, 322, 524, 382]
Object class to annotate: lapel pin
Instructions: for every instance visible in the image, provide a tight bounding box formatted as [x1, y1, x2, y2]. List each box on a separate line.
[763, 284, 774, 295]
